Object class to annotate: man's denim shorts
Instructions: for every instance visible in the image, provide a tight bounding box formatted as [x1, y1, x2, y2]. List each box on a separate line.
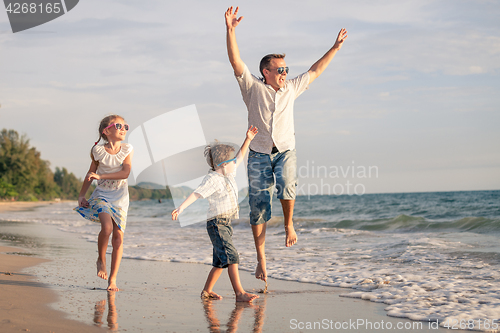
[206, 217, 240, 268]
[247, 149, 297, 226]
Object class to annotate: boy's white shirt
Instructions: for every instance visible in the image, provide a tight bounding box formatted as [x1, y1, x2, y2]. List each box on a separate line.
[194, 170, 239, 220]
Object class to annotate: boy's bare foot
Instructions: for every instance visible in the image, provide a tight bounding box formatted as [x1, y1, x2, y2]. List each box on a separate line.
[107, 280, 119, 291]
[96, 259, 108, 280]
[236, 292, 259, 302]
[201, 290, 222, 299]
[285, 225, 297, 247]
[255, 259, 267, 282]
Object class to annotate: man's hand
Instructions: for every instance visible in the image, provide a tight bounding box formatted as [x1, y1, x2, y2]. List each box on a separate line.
[308, 28, 348, 84]
[225, 6, 243, 30]
[333, 28, 348, 50]
[225, 6, 245, 76]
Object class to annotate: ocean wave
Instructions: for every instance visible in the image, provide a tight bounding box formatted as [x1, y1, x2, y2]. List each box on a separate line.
[305, 215, 500, 234]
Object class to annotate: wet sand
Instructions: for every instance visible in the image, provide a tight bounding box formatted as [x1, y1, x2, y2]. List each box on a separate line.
[0, 202, 456, 332]
[0, 246, 105, 333]
[0, 200, 59, 213]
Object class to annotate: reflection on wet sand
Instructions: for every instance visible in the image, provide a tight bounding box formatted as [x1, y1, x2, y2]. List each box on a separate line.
[93, 291, 118, 331]
[203, 297, 266, 333]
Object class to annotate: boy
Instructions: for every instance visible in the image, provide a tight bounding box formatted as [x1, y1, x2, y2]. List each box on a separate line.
[172, 126, 259, 302]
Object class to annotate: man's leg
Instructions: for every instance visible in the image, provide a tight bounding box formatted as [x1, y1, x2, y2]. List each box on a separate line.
[280, 199, 297, 247]
[251, 222, 267, 281]
[274, 149, 298, 247]
[248, 151, 273, 281]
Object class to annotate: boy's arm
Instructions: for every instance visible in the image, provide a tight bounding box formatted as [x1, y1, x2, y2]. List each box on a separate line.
[87, 152, 134, 181]
[308, 28, 348, 85]
[78, 161, 98, 207]
[235, 126, 258, 167]
[225, 6, 245, 76]
[171, 192, 202, 220]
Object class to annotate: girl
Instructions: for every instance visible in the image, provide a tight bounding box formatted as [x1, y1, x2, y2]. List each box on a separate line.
[75, 115, 133, 291]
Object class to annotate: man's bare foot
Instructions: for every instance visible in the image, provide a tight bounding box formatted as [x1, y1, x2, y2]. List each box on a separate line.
[255, 259, 267, 282]
[97, 259, 108, 280]
[107, 280, 119, 291]
[201, 290, 222, 299]
[236, 292, 259, 302]
[285, 225, 297, 247]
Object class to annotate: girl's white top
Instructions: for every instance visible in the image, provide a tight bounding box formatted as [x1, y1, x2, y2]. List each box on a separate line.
[89, 143, 133, 212]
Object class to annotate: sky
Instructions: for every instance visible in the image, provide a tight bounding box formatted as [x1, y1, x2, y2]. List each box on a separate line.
[1, 0, 499, 195]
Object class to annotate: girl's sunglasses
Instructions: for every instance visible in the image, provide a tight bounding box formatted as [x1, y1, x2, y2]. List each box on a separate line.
[103, 123, 129, 133]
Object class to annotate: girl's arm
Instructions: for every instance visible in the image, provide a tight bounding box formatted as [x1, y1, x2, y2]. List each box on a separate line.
[78, 161, 98, 207]
[235, 126, 258, 167]
[87, 151, 134, 181]
[171, 192, 202, 220]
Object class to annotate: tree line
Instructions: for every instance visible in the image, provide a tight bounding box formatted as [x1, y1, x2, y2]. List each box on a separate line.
[0, 129, 183, 201]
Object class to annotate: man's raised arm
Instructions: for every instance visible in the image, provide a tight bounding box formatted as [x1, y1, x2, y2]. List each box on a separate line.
[308, 28, 348, 85]
[225, 6, 245, 76]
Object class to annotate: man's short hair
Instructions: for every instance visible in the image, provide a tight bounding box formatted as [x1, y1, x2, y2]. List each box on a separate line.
[259, 53, 286, 78]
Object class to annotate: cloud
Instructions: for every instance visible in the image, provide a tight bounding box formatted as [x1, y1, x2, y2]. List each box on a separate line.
[1, 0, 499, 193]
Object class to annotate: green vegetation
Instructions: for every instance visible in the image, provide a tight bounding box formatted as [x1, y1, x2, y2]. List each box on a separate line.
[0, 129, 61, 201]
[54, 167, 83, 199]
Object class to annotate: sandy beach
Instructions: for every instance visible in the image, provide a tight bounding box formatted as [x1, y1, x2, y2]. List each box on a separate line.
[0, 246, 106, 333]
[0, 201, 458, 332]
[0, 201, 60, 213]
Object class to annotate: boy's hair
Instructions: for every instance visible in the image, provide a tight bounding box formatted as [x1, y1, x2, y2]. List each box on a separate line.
[204, 141, 235, 171]
[259, 53, 286, 79]
[90, 114, 125, 167]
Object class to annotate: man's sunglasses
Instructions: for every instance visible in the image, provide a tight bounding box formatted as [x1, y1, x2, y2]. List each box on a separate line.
[269, 66, 289, 75]
[103, 123, 129, 133]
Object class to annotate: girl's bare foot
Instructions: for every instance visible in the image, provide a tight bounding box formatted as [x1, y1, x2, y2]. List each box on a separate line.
[97, 259, 108, 280]
[236, 292, 259, 302]
[255, 259, 267, 281]
[201, 290, 222, 300]
[285, 225, 297, 247]
[107, 280, 119, 291]
[93, 300, 105, 326]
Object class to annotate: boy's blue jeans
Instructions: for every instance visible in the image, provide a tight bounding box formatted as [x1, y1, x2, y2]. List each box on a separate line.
[206, 217, 239, 268]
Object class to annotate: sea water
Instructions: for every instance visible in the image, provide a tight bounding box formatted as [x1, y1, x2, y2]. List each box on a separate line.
[1, 190, 499, 330]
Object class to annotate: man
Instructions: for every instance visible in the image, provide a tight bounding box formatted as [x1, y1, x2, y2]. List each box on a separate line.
[225, 6, 347, 282]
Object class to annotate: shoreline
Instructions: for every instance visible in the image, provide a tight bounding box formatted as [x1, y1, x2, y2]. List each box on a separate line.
[0, 201, 458, 332]
[0, 246, 105, 333]
[0, 201, 104, 333]
[0, 200, 63, 213]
